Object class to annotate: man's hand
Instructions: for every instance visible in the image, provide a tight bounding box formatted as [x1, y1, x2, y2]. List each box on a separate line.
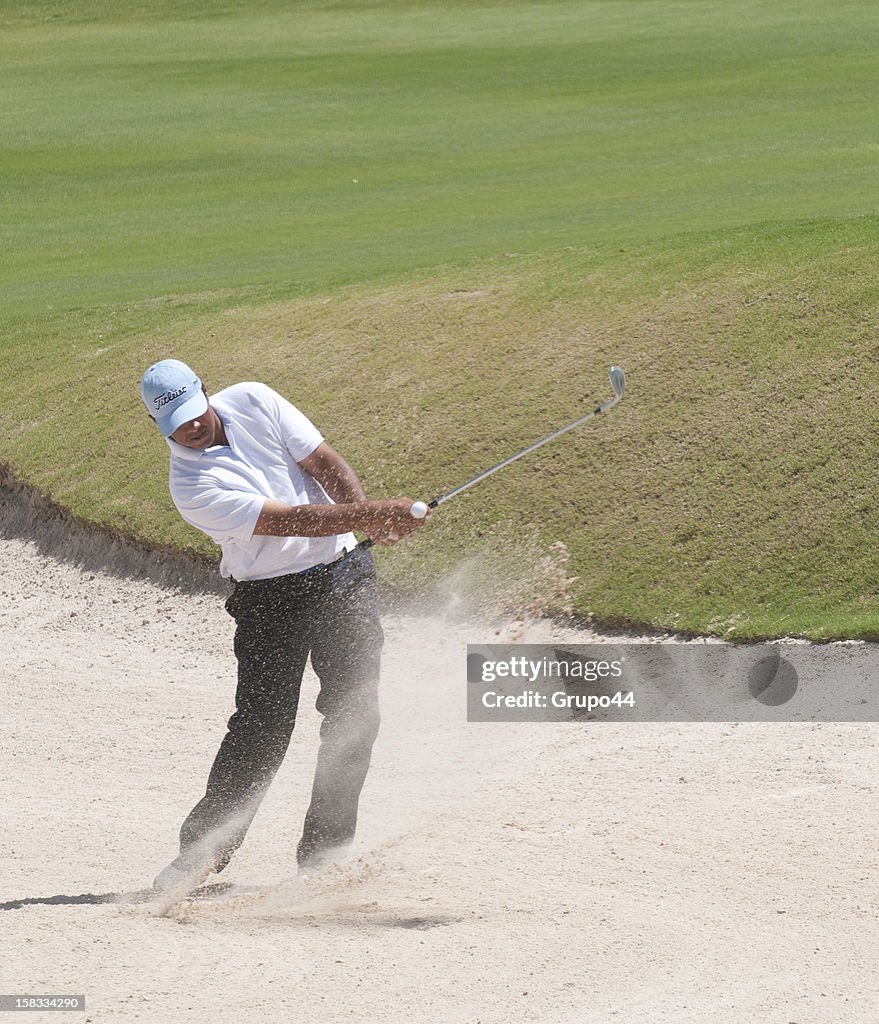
[361, 497, 429, 546]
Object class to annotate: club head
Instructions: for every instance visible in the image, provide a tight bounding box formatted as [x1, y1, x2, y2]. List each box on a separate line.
[609, 365, 625, 400]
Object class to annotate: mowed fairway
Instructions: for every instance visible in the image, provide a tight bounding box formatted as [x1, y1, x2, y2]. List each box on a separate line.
[4, 0, 878, 307]
[2, 0, 879, 636]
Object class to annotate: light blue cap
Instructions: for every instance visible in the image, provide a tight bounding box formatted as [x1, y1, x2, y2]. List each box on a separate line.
[140, 359, 209, 437]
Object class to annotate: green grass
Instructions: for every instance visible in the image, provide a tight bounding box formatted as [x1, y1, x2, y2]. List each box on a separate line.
[4, 0, 879, 311]
[2, 0, 879, 638]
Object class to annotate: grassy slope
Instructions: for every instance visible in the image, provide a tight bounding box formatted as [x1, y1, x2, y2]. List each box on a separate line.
[2, 1, 879, 638]
[5, 217, 879, 640]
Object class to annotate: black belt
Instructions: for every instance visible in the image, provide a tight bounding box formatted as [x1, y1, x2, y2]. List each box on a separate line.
[296, 544, 357, 579]
[233, 545, 356, 587]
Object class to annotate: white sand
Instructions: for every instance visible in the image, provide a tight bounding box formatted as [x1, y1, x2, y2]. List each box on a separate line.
[2, 495, 877, 1023]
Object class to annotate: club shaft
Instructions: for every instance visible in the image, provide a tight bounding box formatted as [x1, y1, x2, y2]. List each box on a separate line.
[431, 391, 620, 507]
[357, 367, 623, 549]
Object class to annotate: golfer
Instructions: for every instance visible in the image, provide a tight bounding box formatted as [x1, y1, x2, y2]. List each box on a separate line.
[140, 358, 426, 893]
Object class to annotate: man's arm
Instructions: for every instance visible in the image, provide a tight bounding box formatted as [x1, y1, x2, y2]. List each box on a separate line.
[252, 496, 423, 542]
[253, 441, 426, 543]
[298, 441, 368, 503]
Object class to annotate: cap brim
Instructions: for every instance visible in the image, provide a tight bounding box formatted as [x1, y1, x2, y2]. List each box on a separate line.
[157, 389, 209, 437]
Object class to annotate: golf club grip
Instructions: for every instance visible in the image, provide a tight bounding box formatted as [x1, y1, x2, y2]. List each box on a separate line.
[356, 498, 436, 551]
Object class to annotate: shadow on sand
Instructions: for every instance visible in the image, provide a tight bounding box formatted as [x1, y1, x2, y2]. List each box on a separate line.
[0, 886, 460, 930]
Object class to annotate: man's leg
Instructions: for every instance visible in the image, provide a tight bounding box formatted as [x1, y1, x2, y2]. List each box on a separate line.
[297, 548, 384, 869]
[172, 579, 313, 876]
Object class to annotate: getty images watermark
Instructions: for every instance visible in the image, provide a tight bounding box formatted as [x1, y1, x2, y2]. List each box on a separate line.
[466, 644, 877, 722]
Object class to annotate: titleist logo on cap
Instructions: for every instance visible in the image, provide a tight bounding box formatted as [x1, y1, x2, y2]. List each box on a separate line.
[153, 385, 187, 410]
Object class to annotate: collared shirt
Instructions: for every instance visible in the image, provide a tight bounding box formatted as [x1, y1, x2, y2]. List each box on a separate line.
[166, 381, 355, 580]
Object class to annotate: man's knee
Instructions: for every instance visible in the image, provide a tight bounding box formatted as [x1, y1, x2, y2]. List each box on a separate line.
[317, 687, 381, 751]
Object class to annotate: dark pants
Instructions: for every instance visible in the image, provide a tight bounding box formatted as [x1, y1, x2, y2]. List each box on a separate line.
[177, 545, 383, 871]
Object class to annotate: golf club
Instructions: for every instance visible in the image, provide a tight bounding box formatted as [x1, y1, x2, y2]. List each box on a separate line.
[359, 366, 625, 548]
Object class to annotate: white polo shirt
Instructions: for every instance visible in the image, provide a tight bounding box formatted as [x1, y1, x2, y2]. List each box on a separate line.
[166, 381, 356, 581]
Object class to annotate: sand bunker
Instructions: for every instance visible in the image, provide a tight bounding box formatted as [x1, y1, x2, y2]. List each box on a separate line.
[1, 485, 877, 1023]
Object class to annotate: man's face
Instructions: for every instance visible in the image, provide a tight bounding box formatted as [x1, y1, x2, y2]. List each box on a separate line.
[170, 404, 224, 450]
